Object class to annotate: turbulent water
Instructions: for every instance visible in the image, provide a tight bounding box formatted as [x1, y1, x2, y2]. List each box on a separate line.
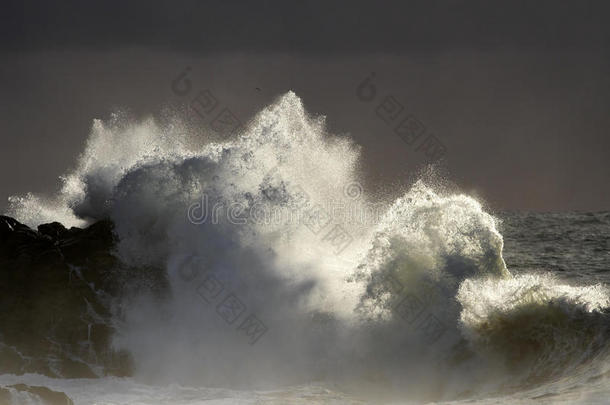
[2, 92, 610, 404]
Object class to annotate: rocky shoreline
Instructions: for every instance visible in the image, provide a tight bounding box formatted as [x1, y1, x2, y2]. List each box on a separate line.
[0, 216, 132, 379]
[0, 383, 74, 405]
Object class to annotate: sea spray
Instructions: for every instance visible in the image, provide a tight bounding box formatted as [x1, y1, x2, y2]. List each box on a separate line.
[4, 92, 610, 403]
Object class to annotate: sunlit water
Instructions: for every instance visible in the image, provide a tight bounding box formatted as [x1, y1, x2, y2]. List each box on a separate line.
[3, 93, 610, 404]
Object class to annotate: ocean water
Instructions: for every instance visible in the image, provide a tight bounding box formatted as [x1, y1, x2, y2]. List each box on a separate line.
[2, 93, 610, 404]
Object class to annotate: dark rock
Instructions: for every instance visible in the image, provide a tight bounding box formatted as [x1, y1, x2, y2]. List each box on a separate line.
[5, 384, 74, 405]
[0, 216, 133, 378]
[0, 387, 11, 404]
[37, 222, 69, 240]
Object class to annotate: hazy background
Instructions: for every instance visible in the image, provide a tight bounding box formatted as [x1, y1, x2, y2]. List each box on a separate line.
[1, 0, 609, 212]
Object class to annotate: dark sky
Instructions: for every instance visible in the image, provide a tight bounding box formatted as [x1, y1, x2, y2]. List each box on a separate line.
[1, 0, 609, 212]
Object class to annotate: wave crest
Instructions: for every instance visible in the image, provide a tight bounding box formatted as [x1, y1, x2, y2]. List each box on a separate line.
[3, 92, 610, 402]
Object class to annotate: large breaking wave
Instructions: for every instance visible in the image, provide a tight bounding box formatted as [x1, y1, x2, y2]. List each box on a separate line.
[5, 92, 610, 402]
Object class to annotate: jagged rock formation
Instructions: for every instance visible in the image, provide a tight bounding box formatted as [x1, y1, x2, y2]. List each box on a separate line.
[0, 384, 74, 405]
[0, 216, 132, 378]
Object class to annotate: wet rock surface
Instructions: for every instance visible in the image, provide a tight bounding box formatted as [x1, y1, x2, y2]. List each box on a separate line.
[0, 216, 132, 378]
[0, 384, 74, 405]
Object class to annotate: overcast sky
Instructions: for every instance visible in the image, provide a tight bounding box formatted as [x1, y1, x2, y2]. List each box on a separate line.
[1, 0, 609, 212]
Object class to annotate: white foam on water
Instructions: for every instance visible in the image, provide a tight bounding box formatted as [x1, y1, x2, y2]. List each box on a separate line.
[5, 92, 610, 403]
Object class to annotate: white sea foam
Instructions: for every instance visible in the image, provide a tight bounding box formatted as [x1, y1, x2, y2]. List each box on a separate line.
[4, 92, 610, 403]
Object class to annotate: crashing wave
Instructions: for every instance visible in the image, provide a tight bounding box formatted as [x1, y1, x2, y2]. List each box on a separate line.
[3, 92, 610, 403]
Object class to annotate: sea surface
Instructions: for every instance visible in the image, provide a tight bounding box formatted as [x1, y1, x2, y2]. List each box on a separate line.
[2, 93, 609, 404]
